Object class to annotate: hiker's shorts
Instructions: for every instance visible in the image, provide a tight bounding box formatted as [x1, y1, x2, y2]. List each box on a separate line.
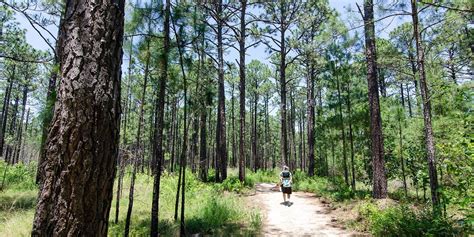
[282, 186, 292, 194]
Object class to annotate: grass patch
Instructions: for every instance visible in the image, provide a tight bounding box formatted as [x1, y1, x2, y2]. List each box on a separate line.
[0, 165, 261, 236]
[108, 170, 261, 236]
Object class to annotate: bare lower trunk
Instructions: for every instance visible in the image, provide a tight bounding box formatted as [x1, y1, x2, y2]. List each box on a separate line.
[150, 1, 170, 235]
[32, 1, 125, 235]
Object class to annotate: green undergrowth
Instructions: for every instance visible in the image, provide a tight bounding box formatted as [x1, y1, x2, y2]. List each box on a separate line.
[0, 163, 261, 236]
[355, 201, 470, 236]
[108, 169, 261, 236]
[0, 161, 38, 236]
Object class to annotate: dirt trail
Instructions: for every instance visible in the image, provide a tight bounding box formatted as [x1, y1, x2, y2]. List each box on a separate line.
[252, 183, 361, 237]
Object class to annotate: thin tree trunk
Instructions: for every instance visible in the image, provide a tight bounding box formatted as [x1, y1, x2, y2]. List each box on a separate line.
[19, 108, 30, 161]
[238, 0, 247, 182]
[307, 65, 315, 176]
[125, 47, 150, 236]
[411, 0, 439, 209]
[0, 73, 13, 157]
[14, 84, 28, 164]
[406, 83, 413, 117]
[199, 108, 208, 181]
[231, 83, 236, 167]
[252, 78, 258, 172]
[170, 97, 177, 172]
[150, 1, 170, 235]
[115, 35, 138, 225]
[336, 75, 349, 186]
[346, 81, 356, 191]
[398, 110, 408, 197]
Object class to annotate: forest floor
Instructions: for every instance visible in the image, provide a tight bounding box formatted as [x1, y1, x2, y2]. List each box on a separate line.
[249, 183, 365, 237]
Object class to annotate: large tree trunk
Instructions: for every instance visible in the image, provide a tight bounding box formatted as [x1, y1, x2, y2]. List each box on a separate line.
[32, 0, 125, 235]
[362, 0, 387, 198]
[411, 0, 439, 208]
[150, 0, 170, 235]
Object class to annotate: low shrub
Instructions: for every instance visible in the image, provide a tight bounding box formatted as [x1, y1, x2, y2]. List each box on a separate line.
[357, 202, 467, 236]
[0, 161, 37, 191]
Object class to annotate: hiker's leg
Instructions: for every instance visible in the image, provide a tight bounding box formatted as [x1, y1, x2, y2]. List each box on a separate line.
[282, 192, 286, 202]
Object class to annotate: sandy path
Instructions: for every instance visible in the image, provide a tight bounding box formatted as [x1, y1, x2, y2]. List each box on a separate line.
[252, 183, 360, 237]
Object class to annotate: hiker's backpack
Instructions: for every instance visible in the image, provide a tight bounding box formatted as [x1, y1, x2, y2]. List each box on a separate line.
[281, 171, 291, 178]
[281, 171, 291, 187]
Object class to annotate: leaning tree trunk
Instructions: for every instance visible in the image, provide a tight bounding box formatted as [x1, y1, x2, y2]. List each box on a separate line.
[32, 0, 125, 235]
[362, 0, 387, 198]
[411, 0, 439, 209]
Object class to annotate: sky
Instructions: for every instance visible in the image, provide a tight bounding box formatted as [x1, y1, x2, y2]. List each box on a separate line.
[14, 0, 410, 63]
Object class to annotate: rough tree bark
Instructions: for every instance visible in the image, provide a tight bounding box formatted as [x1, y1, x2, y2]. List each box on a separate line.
[37, 12, 65, 186]
[32, 0, 125, 235]
[361, 0, 387, 198]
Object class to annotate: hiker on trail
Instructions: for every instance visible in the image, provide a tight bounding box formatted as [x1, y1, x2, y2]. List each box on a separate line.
[280, 166, 292, 205]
